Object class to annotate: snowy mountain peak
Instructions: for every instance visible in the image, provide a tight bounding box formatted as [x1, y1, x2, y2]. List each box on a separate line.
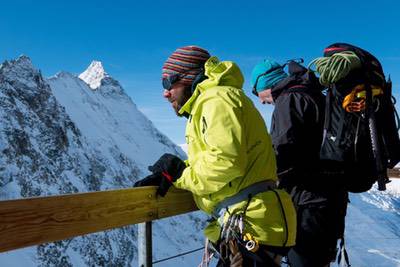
[79, 60, 109, 90]
[0, 55, 38, 77]
[14, 55, 34, 67]
[0, 56, 44, 93]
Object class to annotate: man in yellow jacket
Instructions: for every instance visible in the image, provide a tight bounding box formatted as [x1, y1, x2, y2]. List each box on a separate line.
[134, 46, 296, 267]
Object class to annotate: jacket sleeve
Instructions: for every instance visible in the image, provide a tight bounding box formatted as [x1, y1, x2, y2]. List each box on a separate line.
[174, 96, 247, 196]
[271, 92, 319, 185]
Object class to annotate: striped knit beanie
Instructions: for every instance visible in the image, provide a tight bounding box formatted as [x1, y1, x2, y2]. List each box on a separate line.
[162, 45, 211, 86]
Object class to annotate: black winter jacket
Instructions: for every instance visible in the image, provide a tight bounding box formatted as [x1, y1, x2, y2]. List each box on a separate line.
[269, 62, 346, 201]
[271, 85, 325, 190]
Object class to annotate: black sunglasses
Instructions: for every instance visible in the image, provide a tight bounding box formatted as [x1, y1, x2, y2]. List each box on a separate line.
[162, 68, 203, 91]
[162, 73, 183, 91]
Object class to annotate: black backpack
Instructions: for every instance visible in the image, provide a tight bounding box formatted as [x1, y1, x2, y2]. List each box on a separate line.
[315, 43, 400, 192]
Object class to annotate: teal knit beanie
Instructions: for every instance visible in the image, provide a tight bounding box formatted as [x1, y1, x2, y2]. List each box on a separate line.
[251, 59, 288, 92]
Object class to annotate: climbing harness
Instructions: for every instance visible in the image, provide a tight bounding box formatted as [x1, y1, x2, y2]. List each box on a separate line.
[200, 180, 292, 266]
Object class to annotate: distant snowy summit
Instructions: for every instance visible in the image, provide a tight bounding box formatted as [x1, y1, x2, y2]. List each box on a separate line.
[78, 61, 126, 97]
[79, 60, 108, 89]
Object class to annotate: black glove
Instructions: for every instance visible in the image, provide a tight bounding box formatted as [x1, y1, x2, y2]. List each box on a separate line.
[133, 173, 163, 187]
[148, 153, 186, 182]
[133, 172, 172, 197]
[134, 153, 186, 197]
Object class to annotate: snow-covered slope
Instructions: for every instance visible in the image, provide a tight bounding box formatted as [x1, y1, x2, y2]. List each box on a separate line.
[345, 180, 400, 267]
[48, 62, 184, 179]
[0, 56, 205, 267]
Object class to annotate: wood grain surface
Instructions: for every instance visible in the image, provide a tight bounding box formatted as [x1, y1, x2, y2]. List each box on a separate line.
[0, 187, 197, 252]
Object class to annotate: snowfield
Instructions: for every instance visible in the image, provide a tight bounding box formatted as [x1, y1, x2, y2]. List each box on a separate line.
[345, 179, 400, 267]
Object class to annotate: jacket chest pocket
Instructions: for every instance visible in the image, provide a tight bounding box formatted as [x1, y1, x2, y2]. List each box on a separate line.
[185, 115, 208, 148]
[185, 115, 198, 145]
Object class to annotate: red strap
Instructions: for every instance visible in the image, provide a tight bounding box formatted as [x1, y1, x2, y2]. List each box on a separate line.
[324, 47, 347, 53]
[162, 171, 174, 183]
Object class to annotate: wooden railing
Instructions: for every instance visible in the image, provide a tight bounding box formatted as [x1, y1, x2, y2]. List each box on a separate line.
[0, 186, 197, 253]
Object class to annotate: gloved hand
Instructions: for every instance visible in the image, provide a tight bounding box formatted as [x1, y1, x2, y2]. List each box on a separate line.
[133, 173, 163, 187]
[133, 172, 172, 197]
[133, 153, 186, 197]
[148, 153, 186, 181]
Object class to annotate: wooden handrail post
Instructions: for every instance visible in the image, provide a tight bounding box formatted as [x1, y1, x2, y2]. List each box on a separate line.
[138, 222, 152, 267]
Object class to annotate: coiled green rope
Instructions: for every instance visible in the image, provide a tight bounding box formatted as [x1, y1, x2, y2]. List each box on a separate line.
[308, 51, 362, 86]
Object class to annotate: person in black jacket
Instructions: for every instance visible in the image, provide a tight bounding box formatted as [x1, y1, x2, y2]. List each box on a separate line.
[251, 59, 348, 267]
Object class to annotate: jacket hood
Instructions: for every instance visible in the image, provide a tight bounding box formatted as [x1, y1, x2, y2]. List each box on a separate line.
[179, 56, 244, 115]
[271, 61, 324, 100]
[201, 56, 244, 90]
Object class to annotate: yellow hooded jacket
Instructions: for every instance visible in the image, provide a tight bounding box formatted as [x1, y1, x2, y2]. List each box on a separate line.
[174, 57, 296, 247]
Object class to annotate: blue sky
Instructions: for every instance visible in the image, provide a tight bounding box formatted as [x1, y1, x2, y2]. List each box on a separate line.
[1, 0, 399, 144]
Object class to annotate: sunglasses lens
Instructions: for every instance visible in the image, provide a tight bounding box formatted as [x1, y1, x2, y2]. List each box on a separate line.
[252, 87, 259, 97]
[162, 74, 182, 90]
[252, 75, 261, 96]
[162, 78, 172, 90]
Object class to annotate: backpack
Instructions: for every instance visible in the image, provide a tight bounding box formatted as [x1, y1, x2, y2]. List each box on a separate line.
[311, 43, 400, 192]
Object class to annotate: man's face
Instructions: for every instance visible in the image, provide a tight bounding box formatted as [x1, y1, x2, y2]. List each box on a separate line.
[258, 88, 274, 105]
[163, 81, 192, 116]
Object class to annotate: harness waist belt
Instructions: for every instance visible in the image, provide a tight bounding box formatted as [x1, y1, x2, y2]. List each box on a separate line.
[213, 180, 277, 218]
